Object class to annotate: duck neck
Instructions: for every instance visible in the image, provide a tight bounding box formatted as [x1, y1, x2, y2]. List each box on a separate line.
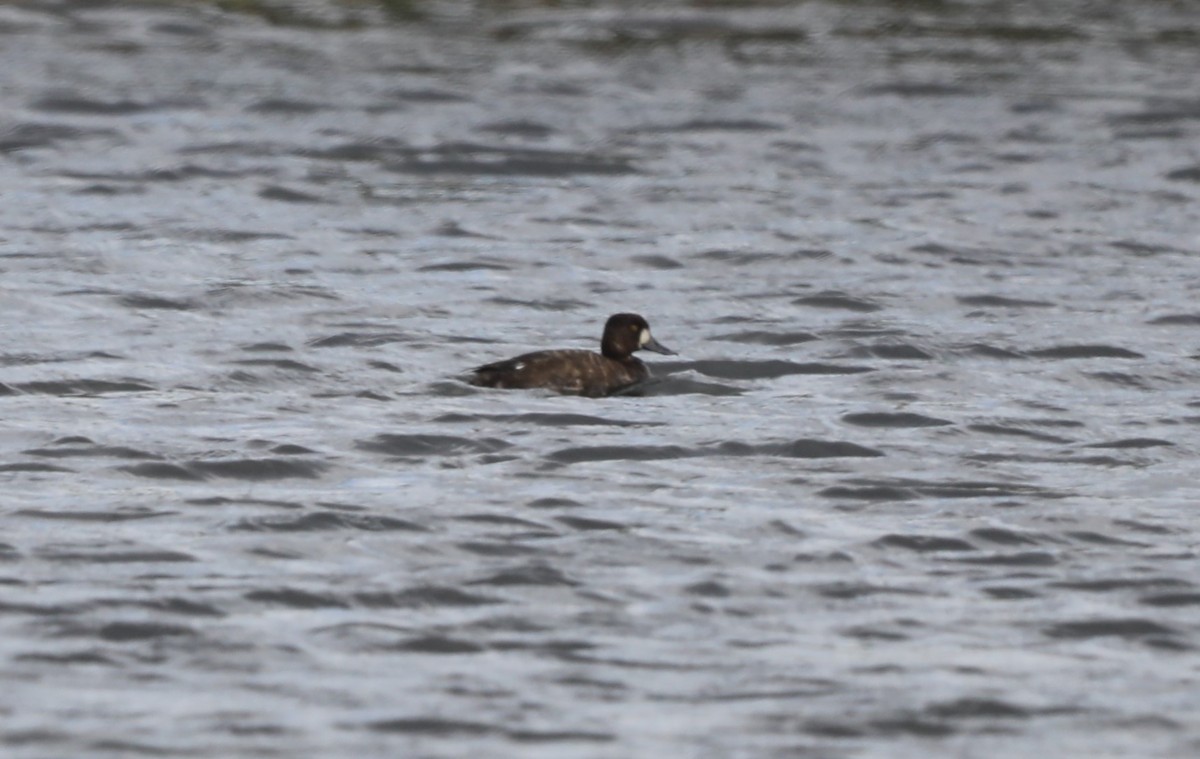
[601, 340, 631, 360]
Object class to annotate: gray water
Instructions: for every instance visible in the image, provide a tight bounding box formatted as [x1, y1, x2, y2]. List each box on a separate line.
[2, 1, 1200, 756]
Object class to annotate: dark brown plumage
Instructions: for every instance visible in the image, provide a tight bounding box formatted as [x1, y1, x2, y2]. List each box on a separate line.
[467, 313, 675, 397]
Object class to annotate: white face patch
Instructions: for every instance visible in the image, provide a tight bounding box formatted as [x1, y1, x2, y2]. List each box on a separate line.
[638, 328, 651, 347]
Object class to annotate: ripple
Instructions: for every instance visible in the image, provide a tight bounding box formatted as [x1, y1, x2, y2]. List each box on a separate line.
[925, 698, 1031, 719]
[967, 423, 1075, 443]
[15, 508, 173, 522]
[1148, 313, 1200, 325]
[393, 635, 486, 654]
[309, 141, 638, 177]
[556, 515, 628, 531]
[15, 650, 115, 665]
[874, 534, 976, 552]
[819, 485, 917, 501]
[1065, 530, 1150, 547]
[98, 622, 197, 642]
[258, 185, 327, 203]
[792, 292, 883, 312]
[862, 82, 975, 97]
[1044, 618, 1178, 639]
[14, 379, 155, 395]
[229, 511, 425, 532]
[960, 343, 1026, 359]
[121, 458, 325, 481]
[478, 119, 556, 137]
[684, 580, 730, 597]
[307, 331, 412, 348]
[969, 527, 1046, 545]
[1165, 165, 1200, 182]
[546, 444, 691, 464]
[764, 440, 883, 458]
[121, 462, 206, 481]
[953, 551, 1058, 566]
[1085, 437, 1174, 449]
[0, 462, 74, 473]
[469, 565, 577, 587]
[982, 587, 1040, 600]
[692, 249, 795, 265]
[680, 359, 873, 379]
[357, 434, 511, 457]
[190, 458, 327, 480]
[245, 589, 349, 609]
[636, 119, 783, 133]
[821, 478, 1061, 501]
[0, 121, 116, 151]
[491, 12, 807, 46]
[630, 254, 683, 269]
[487, 296, 589, 311]
[958, 294, 1056, 308]
[457, 541, 547, 557]
[229, 358, 321, 373]
[842, 412, 953, 428]
[364, 718, 496, 736]
[24, 443, 161, 460]
[354, 586, 501, 608]
[711, 330, 819, 346]
[33, 94, 203, 115]
[547, 438, 882, 464]
[1050, 578, 1189, 593]
[246, 98, 329, 114]
[116, 293, 198, 310]
[1028, 345, 1144, 359]
[62, 164, 255, 184]
[390, 88, 471, 103]
[639, 376, 744, 396]
[37, 545, 195, 563]
[508, 729, 615, 743]
[850, 344, 934, 360]
[435, 412, 654, 427]
[417, 260, 512, 272]
[1140, 593, 1200, 607]
[815, 583, 925, 600]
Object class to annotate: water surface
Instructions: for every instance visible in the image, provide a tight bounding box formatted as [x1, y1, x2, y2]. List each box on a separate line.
[2, 1, 1199, 757]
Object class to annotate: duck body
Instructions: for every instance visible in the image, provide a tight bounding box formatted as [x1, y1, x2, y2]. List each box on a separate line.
[467, 313, 674, 398]
[470, 348, 650, 398]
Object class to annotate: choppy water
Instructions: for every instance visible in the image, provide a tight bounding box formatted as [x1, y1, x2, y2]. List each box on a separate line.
[3, 1, 1200, 756]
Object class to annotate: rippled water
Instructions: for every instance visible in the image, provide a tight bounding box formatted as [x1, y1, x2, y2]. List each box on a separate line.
[3, 1, 1200, 756]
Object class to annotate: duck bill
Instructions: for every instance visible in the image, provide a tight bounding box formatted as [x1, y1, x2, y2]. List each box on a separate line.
[641, 335, 676, 355]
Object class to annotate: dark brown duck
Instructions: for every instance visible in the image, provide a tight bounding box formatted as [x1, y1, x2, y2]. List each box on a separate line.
[467, 313, 675, 397]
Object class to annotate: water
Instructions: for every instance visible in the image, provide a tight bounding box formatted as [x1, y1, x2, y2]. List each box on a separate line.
[2, 1, 1199, 756]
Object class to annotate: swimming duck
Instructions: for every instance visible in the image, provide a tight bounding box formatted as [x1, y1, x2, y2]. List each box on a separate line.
[467, 313, 675, 397]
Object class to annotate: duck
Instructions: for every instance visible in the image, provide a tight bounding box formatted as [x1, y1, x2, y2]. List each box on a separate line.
[467, 313, 675, 397]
